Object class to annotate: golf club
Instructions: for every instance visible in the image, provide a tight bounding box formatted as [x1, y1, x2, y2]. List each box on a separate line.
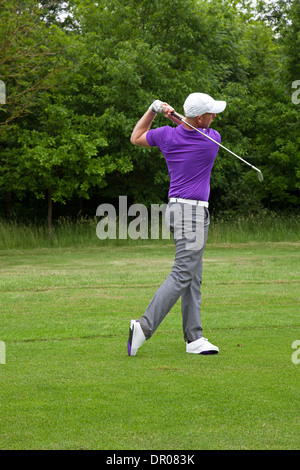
[171, 111, 264, 182]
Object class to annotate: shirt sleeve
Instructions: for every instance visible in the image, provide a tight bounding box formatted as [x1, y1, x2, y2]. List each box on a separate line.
[209, 129, 221, 144]
[146, 126, 170, 148]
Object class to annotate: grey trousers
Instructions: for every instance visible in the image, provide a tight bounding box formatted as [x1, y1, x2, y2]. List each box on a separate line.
[139, 202, 210, 343]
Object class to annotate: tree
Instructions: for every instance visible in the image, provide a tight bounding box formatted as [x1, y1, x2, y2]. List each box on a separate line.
[282, 0, 300, 80]
[256, 0, 294, 34]
[72, 0, 254, 207]
[0, 0, 299, 226]
[0, 0, 67, 130]
[0, 34, 111, 234]
[0, 0, 71, 223]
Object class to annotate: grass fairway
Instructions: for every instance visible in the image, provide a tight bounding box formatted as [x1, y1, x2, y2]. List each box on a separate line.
[0, 242, 299, 450]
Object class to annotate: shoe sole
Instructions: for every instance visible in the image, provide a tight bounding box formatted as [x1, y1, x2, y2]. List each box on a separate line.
[127, 324, 133, 356]
[186, 345, 219, 355]
[200, 350, 218, 355]
[186, 350, 219, 355]
[127, 320, 136, 356]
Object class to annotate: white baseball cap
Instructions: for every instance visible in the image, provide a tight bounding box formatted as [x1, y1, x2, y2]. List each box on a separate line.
[183, 92, 226, 117]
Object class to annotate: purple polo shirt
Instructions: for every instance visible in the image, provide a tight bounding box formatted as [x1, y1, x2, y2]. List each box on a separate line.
[146, 124, 221, 201]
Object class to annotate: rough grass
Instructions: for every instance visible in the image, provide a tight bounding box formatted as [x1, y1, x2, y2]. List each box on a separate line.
[0, 210, 299, 250]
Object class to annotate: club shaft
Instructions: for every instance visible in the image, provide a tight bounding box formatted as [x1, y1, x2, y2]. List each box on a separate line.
[171, 112, 261, 173]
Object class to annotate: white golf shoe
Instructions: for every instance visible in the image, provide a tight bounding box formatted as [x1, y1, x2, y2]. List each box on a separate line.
[127, 320, 146, 356]
[186, 337, 219, 355]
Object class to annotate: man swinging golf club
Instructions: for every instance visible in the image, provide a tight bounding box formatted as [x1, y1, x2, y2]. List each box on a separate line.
[128, 92, 226, 356]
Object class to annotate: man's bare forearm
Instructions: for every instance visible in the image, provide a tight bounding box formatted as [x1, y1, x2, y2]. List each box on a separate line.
[130, 110, 156, 146]
[130, 102, 184, 148]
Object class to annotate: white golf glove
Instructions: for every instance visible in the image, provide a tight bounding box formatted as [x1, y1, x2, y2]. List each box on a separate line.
[149, 100, 164, 114]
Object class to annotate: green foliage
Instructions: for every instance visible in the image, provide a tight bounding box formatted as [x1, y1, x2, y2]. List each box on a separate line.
[283, 0, 300, 80]
[0, 0, 299, 223]
[0, 0, 67, 128]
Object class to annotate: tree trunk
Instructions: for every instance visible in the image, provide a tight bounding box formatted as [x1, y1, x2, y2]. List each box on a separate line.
[78, 197, 83, 218]
[47, 186, 52, 240]
[4, 191, 12, 219]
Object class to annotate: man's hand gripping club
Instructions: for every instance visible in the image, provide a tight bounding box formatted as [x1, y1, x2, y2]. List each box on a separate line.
[130, 100, 182, 147]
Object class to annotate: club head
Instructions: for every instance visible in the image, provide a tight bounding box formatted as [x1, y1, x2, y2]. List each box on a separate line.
[257, 170, 264, 182]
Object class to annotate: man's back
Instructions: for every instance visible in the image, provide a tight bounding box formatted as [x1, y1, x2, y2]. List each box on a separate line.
[146, 124, 221, 201]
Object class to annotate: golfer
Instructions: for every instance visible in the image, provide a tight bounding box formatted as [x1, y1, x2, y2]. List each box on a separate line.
[127, 93, 226, 356]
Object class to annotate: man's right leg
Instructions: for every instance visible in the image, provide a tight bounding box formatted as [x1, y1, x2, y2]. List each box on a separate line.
[128, 257, 185, 356]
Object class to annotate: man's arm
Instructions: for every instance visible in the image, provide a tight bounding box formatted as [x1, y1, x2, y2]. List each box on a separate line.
[130, 101, 183, 148]
[130, 109, 155, 147]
